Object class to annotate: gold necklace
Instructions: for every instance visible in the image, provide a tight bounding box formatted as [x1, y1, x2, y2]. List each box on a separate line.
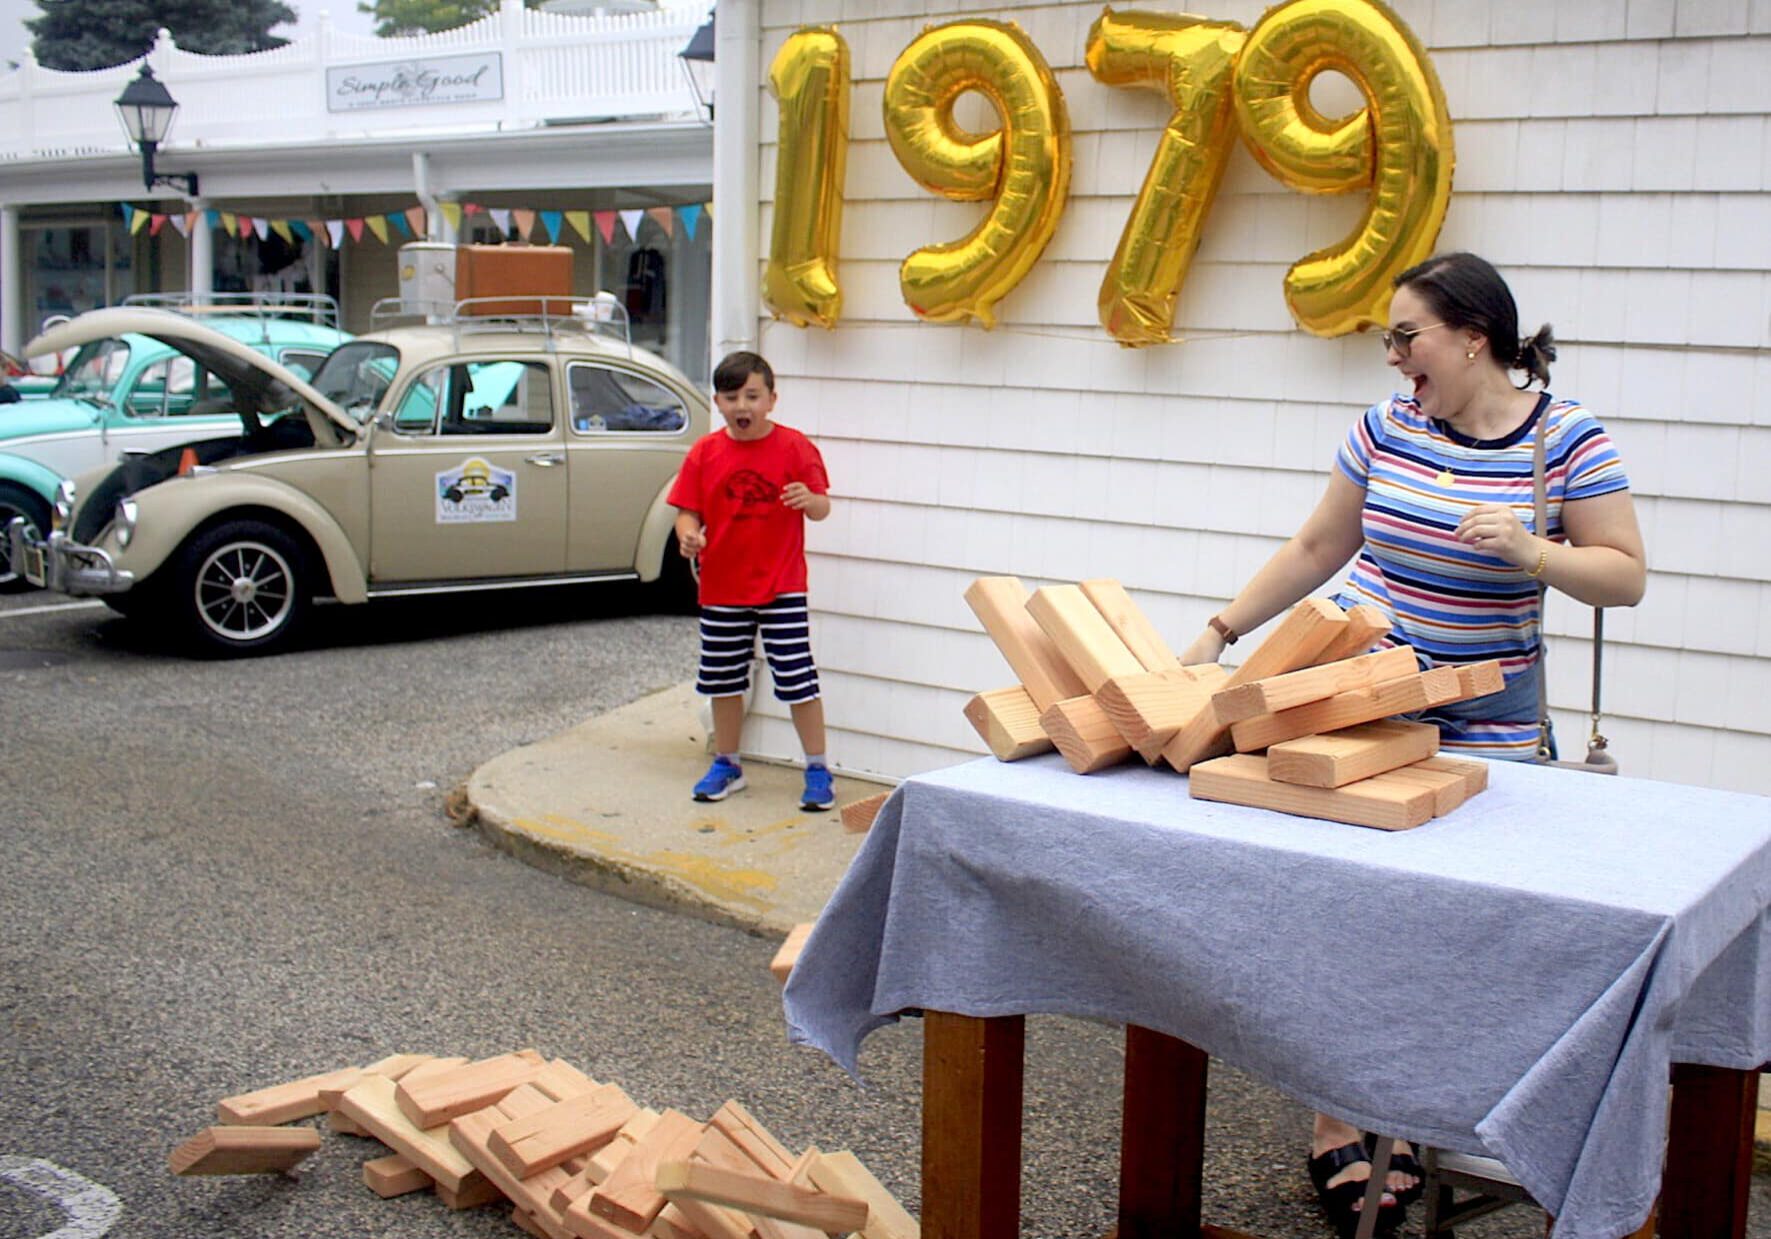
[1435, 468, 1456, 487]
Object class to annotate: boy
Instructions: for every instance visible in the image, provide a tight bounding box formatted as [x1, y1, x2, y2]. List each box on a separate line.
[668, 351, 834, 809]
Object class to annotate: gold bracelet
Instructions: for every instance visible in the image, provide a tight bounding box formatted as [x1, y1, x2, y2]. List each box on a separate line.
[1525, 545, 1549, 578]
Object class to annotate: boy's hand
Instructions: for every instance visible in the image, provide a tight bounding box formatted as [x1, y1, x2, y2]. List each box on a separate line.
[780, 482, 820, 511]
[678, 526, 706, 556]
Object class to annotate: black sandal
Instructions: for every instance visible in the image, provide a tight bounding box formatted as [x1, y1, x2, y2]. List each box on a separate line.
[1363, 1132, 1425, 1209]
[1307, 1142, 1401, 1237]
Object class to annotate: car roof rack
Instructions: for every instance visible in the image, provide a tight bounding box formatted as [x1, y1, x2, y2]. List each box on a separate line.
[366, 294, 633, 357]
[121, 291, 343, 333]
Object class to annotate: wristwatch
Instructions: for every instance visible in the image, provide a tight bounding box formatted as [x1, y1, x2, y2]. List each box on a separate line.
[1208, 615, 1238, 645]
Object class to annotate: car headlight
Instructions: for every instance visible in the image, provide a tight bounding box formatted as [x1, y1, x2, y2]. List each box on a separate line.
[114, 497, 139, 548]
[52, 478, 76, 531]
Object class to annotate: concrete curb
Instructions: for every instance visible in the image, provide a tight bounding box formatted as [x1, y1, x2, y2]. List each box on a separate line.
[456, 682, 883, 938]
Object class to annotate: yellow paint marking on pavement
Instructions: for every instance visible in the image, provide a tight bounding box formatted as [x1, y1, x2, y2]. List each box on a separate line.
[511, 817, 779, 911]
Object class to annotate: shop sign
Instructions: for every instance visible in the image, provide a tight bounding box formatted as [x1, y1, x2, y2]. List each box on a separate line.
[327, 53, 504, 111]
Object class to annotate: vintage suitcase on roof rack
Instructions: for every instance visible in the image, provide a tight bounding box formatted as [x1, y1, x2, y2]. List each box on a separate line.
[455, 244, 574, 316]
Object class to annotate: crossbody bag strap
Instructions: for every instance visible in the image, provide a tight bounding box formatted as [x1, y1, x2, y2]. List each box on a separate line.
[1533, 404, 1552, 759]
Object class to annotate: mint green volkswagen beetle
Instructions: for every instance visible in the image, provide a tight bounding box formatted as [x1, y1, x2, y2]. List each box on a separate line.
[0, 294, 350, 591]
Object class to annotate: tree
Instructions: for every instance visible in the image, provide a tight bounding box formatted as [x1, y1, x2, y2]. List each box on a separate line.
[29, 0, 295, 71]
[357, 0, 536, 38]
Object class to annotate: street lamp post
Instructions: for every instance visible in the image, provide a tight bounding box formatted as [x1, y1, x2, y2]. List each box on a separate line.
[114, 65, 200, 197]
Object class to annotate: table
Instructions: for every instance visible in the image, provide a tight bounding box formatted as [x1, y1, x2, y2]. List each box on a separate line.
[783, 755, 1771, 1239]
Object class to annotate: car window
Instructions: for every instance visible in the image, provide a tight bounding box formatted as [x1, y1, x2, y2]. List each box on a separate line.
[393, 367, 445, 432]
[54, 338, 130, 399]
[277, 349, 328, 381]
[310, 341, 400, 421]
[392, 360, 554, 436]
[568, 364, 688, 435]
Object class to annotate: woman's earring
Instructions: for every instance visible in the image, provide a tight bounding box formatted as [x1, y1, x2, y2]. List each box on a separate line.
[1466, 350, 1477, 361]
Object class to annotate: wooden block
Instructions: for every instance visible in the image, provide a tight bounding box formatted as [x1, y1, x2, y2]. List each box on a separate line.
[1189, 753, 1436, 831]
[963, 686, 1054, 762]
[397, 1049, 547, 1129]
[657, 1162, 869, 1233]
[438, 1174, 507, 1210]
[398, 1055, 470, 1085]
[1026, 584, 1145, 692]
[1266, 721, 1440, 789]
[753, 1148, 827, 1239]
[452, 1089, 589, 1239]
[1308, 603, 1391, 665]
[1040, 695, 1133, 774]
[638, 1195, 748, 1239]
[337, 1073, 488, 1193]
[531, 1059, 602, 1102]
[169, 1126, 321, 1176]
[589, 1108, 705, 1231]
[1163, 599, 1350, 771]
[707, 1100, 795, 1178]
[320, 1052, 433, 1110]
[1415, 754, 1489, 797]
[364, 1153, 432, 1198]
[1455, 660, 1506, 700]
[805, 1151, 919, 1239]
[1097, 666, 1227, 763]
[1211, 646, 1421, 724]
[217, 1066, 364, 1126]
[1078, 579, 1178, 671]
[491, 1081, 639, 1180]
[515, 1206, 553, 1238]
[1229, 665, 1465, 752]
[588, 1109, 662, 1183]
[769, 924, 814, 985]
[839, 790, 892, 833]
[330, 1109, 369, 1137]
[963, 577, 1087, 711]
[1367, 760, 1471, 816]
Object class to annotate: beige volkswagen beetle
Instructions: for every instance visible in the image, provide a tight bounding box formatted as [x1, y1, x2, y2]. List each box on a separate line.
[9, 300, 706, 655]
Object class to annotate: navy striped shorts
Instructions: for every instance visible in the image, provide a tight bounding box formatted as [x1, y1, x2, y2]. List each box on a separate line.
[695, 593, 821, 704]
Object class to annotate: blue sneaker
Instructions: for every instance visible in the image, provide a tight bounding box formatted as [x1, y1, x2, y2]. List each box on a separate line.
[693, 755, 746, 802]
[801, 764, 835, 811]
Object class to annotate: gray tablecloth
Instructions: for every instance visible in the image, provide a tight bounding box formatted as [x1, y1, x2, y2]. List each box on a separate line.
[783, 754, 1771, 1239]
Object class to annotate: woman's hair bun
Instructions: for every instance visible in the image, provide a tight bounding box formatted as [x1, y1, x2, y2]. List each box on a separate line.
[1514, 323, 1555, 388]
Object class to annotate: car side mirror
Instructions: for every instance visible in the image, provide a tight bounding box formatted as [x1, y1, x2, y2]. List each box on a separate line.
[371, 409, 398, 434]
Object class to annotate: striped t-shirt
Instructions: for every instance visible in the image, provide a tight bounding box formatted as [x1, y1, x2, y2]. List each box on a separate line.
[1332, 392, 1630, 759]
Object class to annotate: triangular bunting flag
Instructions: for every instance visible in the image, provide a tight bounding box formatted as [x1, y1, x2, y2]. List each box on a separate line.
[346, 218, 365, 243]
[206, 209, 221, 230]
[647, 206, 675, 238]
[221, 212, 239, 237]
[463, 201, 482, 215]
[271, 219, 295, 244]
[120, 203, 135, 228]
[149, 214, 167, 236]
[702, 200, 713, 221]
[488, 207, 510, 236]
[254, 217, 270, 241]
[594, 210, 617, 246]
[389, 211, 412, 239]
[328, 220, 346, 248]
[540, 210, 563, 243]
[618, 208, 644, 242]
[129, 209, 148, 234]
[290, 220, 313, 242]
[405, 205, 426, 238]
[512, 208, 536, 242]
[365, 215, 389, 244]
[679, 203, 702, 240]
[441, 201, 464, 232]
[565, 210, 591, 243]
[170, 213, 191, 238]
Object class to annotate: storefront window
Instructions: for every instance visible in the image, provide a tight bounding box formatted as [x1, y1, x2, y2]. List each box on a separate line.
[25, 222, 135, 334]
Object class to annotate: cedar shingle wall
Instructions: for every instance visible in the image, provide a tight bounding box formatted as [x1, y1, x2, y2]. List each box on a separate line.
[743, 0, 1771, 793]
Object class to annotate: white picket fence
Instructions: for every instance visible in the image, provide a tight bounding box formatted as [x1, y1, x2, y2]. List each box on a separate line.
[0, 0, 711, 160]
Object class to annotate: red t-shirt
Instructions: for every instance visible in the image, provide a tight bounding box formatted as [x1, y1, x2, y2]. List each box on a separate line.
[667, 423, 830, 606]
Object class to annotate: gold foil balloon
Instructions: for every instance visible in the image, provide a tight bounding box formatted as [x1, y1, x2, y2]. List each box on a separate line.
[1233, 0, 1454, 336]
[883, 20, 1072, 327]
[1087, 9, 1248, 347]
[764, 28, 852, 329]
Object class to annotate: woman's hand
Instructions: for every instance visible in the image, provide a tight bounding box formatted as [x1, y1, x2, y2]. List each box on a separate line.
[1178, 628, 1227, 667]
[1455, 503, 1538, 569]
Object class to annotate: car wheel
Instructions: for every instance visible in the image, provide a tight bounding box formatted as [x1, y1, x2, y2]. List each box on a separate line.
[0, 482, 50, 593]
[172, 520, 310, 656]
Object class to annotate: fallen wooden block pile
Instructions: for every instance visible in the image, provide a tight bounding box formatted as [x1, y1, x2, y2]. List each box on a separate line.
[962, 576, 1500, 830]
[170, 1051, 917, 1239]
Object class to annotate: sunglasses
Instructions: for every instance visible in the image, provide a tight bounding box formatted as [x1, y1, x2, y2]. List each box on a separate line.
[1379, 321, 1447, 357]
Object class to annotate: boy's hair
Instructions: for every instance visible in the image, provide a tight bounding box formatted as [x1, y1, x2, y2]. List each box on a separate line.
[712, 350, 775, 394]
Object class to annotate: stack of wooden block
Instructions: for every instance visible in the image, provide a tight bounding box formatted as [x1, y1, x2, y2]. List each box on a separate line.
[169, 1051, 916, 1239]
[962, 576, 1501, 831]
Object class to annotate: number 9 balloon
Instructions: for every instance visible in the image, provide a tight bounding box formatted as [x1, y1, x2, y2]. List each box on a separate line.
[883, 20, 1072, 328]
[1233, 0, 1455, 336]
[764, 28, 851, 329]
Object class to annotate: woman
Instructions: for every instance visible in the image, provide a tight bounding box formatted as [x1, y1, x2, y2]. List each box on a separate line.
[1178, 252, 1646, 1234]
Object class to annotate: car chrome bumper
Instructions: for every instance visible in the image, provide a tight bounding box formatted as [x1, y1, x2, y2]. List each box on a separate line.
[5, 518, 135, 595]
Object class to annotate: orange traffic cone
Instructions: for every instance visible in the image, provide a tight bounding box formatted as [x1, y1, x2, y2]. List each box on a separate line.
[177, 447, 199, 476]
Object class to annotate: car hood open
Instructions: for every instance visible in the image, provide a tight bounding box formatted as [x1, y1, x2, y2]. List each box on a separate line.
[25, 307, 357, 446]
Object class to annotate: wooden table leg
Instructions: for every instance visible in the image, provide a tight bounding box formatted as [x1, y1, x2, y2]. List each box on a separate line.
[1657, 1062, 1759, 1238]
[1118, 1024, 1208, 1239]
[923, 1011, 1025, 1239]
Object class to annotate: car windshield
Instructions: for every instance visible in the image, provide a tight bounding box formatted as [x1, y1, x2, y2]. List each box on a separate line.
[309, 341, 401, 421]
[52, 338, 131, 402]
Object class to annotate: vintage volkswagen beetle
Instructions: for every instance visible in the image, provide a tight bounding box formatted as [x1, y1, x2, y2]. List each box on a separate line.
[9, 299, 705, 654]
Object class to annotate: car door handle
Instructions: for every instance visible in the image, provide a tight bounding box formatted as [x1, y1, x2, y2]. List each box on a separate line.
[525, 452, 566, 466]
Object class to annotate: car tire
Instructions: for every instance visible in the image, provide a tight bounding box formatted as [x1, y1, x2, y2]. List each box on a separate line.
[170, 519, 311, 656]
[0, 482, 51, 593]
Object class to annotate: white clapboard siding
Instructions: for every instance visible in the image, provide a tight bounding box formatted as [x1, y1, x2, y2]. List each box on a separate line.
[747, 0, 1771, 792]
